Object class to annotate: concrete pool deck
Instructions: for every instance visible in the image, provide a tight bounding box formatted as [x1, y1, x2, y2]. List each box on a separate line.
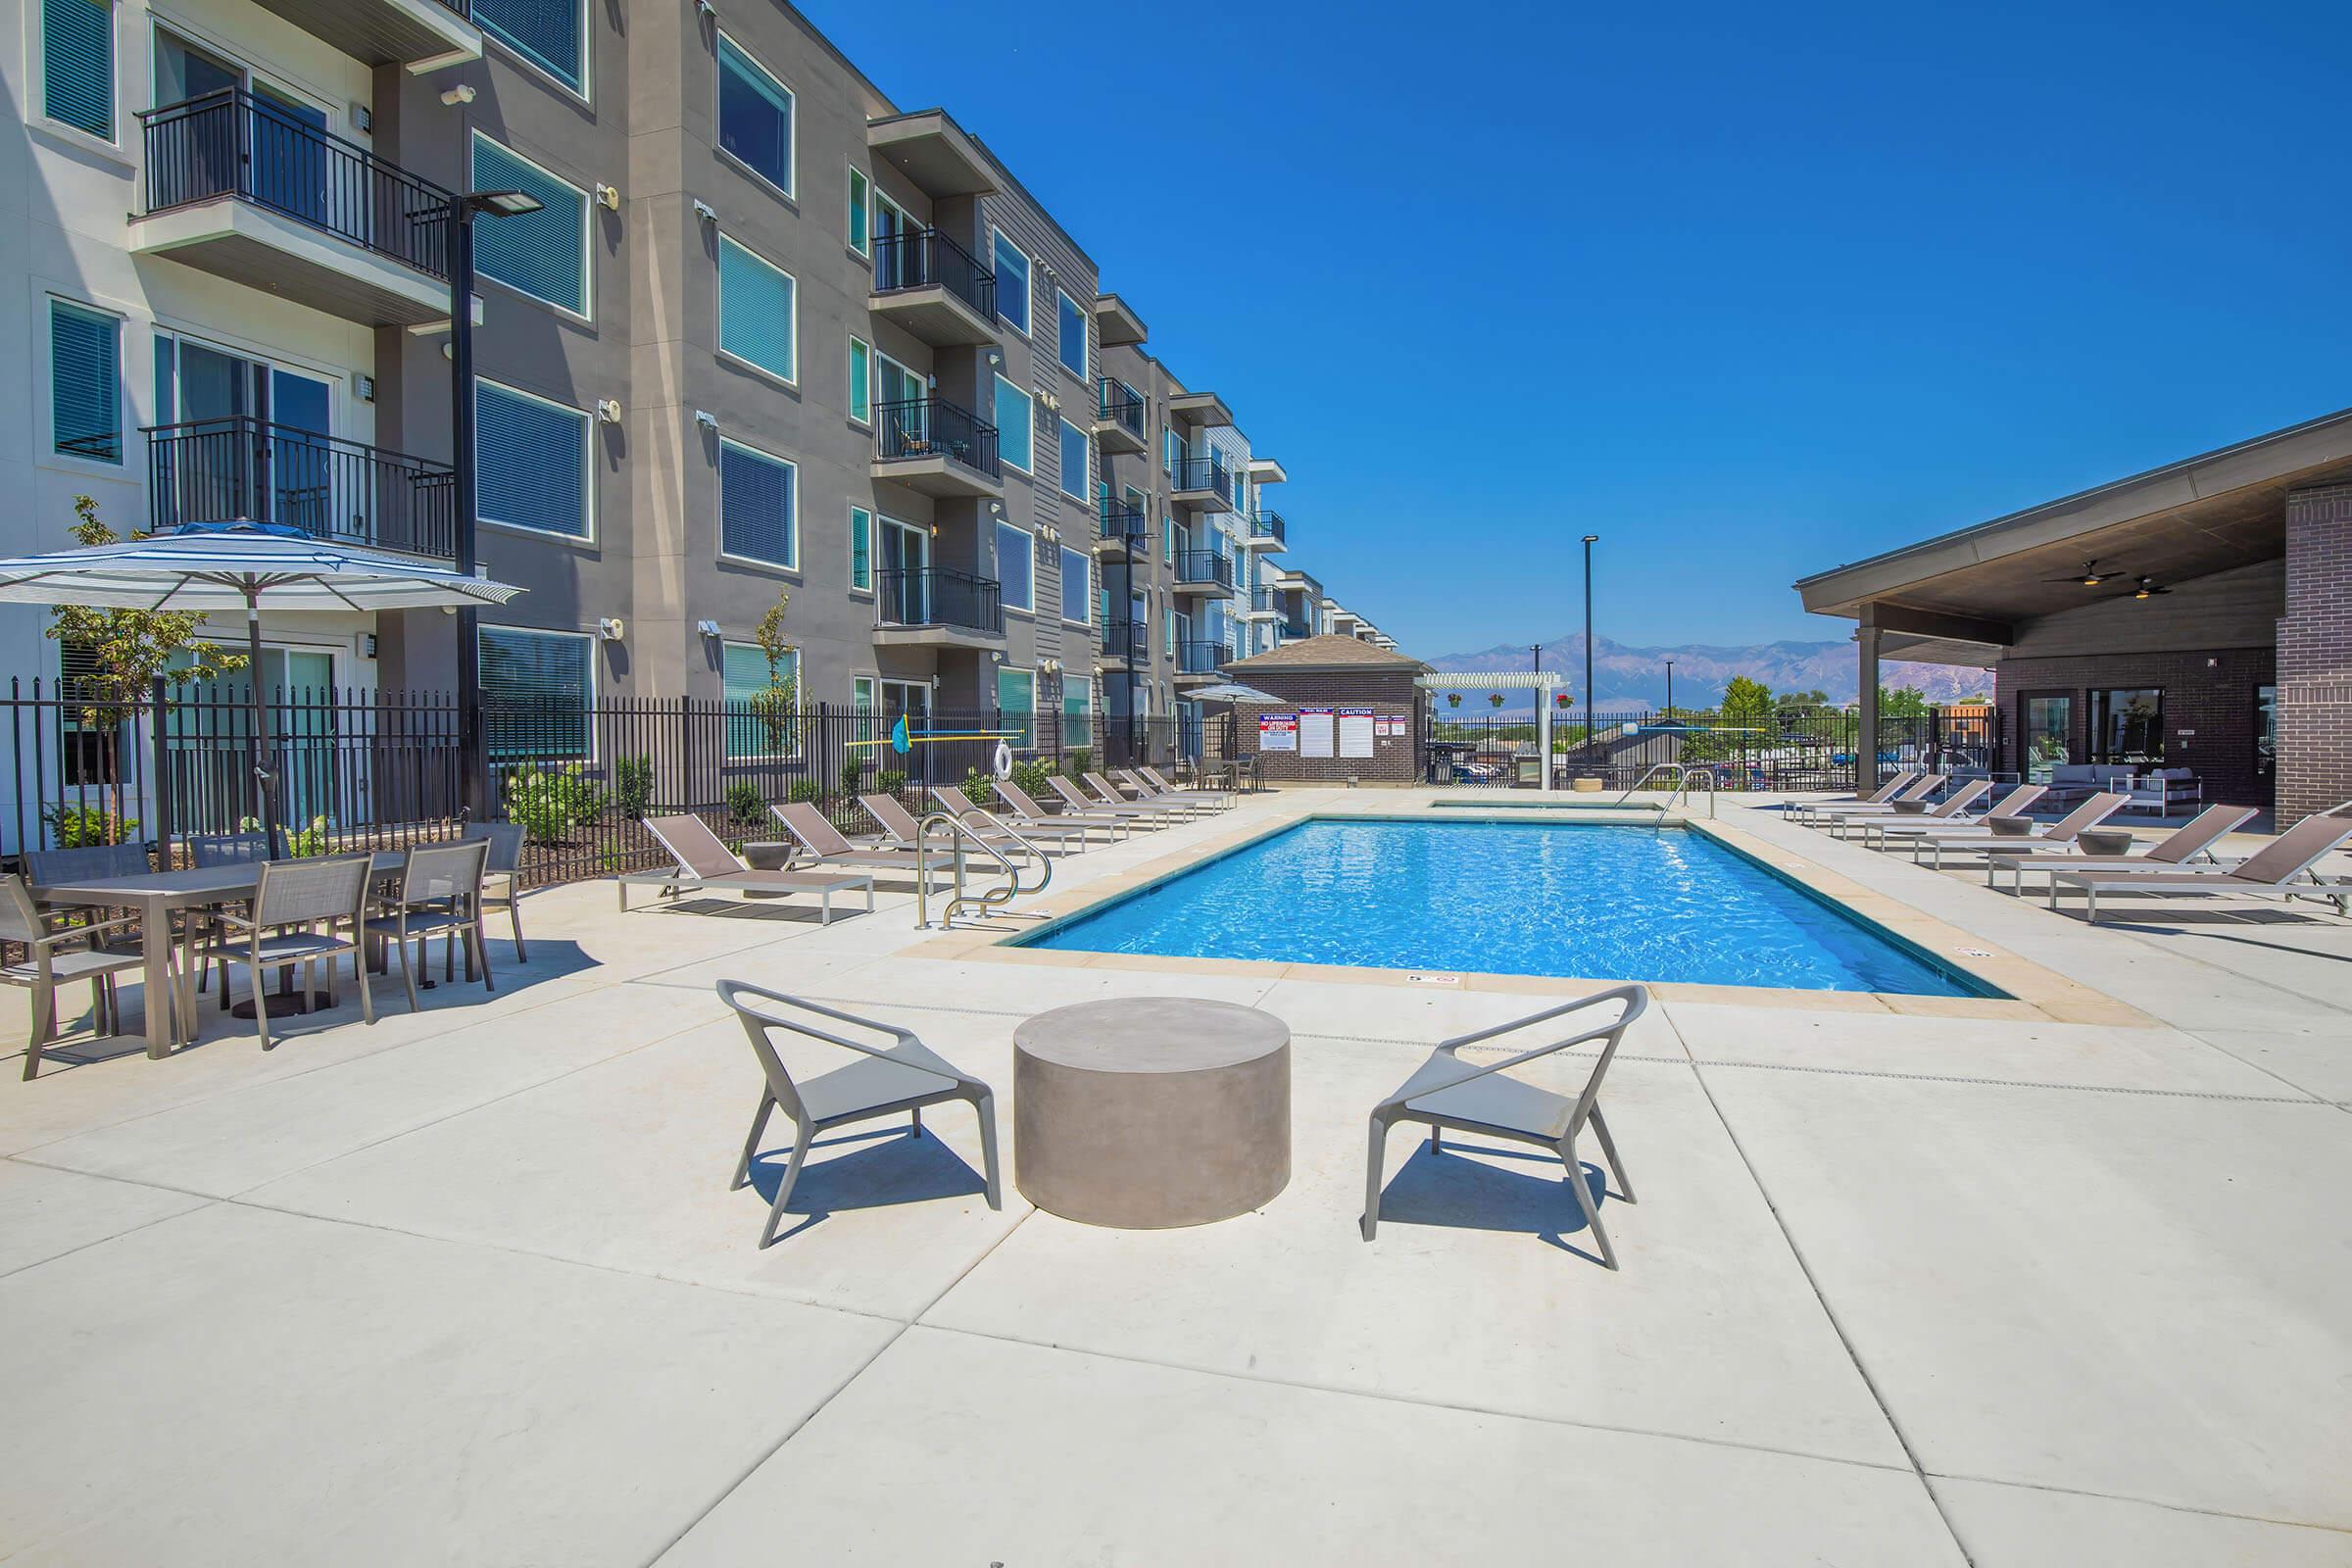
[0, 788, 2347, 1563]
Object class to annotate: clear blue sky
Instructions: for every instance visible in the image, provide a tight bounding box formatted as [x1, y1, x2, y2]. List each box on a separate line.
[801, 0, 2352, 658]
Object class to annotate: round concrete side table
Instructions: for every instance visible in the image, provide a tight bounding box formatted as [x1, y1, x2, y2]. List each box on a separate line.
[1014, 998, 1291, 1229]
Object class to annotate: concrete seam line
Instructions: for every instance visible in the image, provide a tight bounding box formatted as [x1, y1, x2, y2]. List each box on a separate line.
[1690, 1057, 2321, 1104]
[0, 1167, 222, 1284]
[1919, 1466, 2352, 1538]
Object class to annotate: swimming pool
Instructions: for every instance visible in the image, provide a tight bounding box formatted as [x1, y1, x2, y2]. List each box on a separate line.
[1020, 817, 1991, 997]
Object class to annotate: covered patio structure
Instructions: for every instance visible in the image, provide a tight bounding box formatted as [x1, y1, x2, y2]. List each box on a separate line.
[1795, 406, 2352, 824]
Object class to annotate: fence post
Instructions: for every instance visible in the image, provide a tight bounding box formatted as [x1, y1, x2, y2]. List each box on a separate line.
[678, 694, 697, 813]
[147, 675, 172, 857]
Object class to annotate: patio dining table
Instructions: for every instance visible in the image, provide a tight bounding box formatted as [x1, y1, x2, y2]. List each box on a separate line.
[34, 852, 409, 1059]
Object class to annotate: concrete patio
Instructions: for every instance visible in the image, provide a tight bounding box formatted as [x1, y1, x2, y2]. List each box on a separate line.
[1, 790, 2346, 1565]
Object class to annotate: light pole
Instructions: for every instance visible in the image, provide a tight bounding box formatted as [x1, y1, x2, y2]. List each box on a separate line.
[1581, 534, 1598, 764]
[446, 186, 543, 821]
[1664, 657, 1675, 716]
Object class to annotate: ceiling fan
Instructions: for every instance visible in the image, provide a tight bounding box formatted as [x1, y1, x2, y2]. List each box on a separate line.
[2043, 559, 2127, 587]
[2117, 576, 2172, 601]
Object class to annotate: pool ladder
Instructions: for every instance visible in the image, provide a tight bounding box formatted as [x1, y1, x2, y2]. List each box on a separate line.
[914, 810, 1052, 929]
[1612, 763, 1717, 819]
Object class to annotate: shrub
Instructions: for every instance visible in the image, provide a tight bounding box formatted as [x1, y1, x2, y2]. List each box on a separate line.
[874, 769, 906, 798]
[503, 762, 606, 844]
[1009, 759, 1051, 800]
[45, 803, 137, 849]
[281, 815, 334, 858]
[1065, 747, 1092, 779]
[725, 779, 768, 827]
[612, 754, 655, 819]
[837, 756, 868, 799]
[959, 767, 994, 806]
[786, 779, 826, 805]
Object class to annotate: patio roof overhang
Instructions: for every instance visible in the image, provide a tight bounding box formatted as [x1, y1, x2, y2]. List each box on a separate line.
[1792, 405, 2352, 664]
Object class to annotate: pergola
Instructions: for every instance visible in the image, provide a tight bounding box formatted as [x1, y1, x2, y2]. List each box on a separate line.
[1416, 671, 1572, 773]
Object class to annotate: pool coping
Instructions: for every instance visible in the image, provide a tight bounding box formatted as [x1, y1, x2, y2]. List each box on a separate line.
[904, 799, 2154, 1026]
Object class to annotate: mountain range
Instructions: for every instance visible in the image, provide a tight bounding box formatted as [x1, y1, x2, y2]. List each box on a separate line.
[1423, 632, 1994, 712]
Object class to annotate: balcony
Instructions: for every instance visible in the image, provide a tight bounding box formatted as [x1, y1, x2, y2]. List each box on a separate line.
[1095, 499, 1151, 556]
[133, 89, 456, 328]
[874, 567, 1004, 650]
[1166, 390, 1233, 431]
[1169, 455, 1233, 513]
[1172, 551, 1236, 594]
[868, 228, 999, 347]
[1094, 378, 1147, 455]
[1097, 618, 1149, 664]
[872, 398, 1003, 498]
[1241, 587, 1279, 621]
[868, 111, 997, 200]
[1275, 619, 1313, 643]
[245, 0, 481, 68]
[1176, 640, 1230, 679]
[1242, 510, 1287, 550]
[144, 417, 456, 560]
[1094, 293, 1149, 348]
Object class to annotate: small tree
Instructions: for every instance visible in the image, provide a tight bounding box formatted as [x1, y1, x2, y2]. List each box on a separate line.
[1488, 693, 1504, 710]
[744, 590, 799, 754]
[1445, 692, 1460, 710]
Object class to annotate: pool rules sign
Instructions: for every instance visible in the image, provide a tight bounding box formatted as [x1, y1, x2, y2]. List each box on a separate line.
[1258, 712, 1298, 752]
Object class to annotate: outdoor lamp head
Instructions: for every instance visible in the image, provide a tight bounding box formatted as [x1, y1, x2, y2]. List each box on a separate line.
[466, 189, 545, 219]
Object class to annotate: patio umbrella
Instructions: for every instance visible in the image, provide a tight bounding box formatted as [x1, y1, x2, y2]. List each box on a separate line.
[1183, 681, 1282, 705]
[0, 523, 523, 843]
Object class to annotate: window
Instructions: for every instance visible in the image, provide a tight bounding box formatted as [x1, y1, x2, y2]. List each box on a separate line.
[1062, 680, 1092, 748]
[716, 33, 793, 196]
[717, 234, 797, 382]
[49, 300, 121, 464]
[723, 639, 800, 759]
[992, 230, 1030, 334]
[847, 166, 869, 256]
[996, 667, 1035, 748]
[2090, 688, 2163, 767]
[848, 505, 872, 591]
[718, 438, 795, 567]
[42, 0, 114, 140]
[1059, 545, 1091, 624]
[477, 0, 585, 95]
[994, 374, 1033, 472]
[1162, 427, 1181, 475]
[477, 380, 590, 538]
[481, 627, 592, 760]
[1055, 288, 1087, 378]
[470, 135, 589, 316]
[997, 520, 1033, 612]
[1056, 417, 1090, 501]
[847, 335, 871, 424]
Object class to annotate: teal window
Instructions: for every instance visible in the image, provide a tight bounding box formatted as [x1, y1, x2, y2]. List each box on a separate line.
[716, 33, 792, 195]
[470, 135, 588, 315]
[718, 439, 795, 567]
[477, 380, 590, 538]
[49, 300, 121, 464]
[849, 506, 872, 591]
[1059, 545, 1091, 625]
[723, 640, 800, 759]
[848, 335, 871, 423]
[996, 520, 1033, 612]
[996, 667, 1035, 748]
[1055, 289, 1087, 377]
[847, 166, 869, 256]
[481, 627, 591, 760]
[1056, 417, 1089, 501]
[718, 235, 796, 382]
[992, 230, 1030, 334]
[1062, 683, 1091, 748]
[993, 374, 1032, 472]
[42, 0, 114, 140]
[475, 0, 584, 95]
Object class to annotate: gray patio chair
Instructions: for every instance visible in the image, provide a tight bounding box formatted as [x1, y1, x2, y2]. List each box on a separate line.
[185, 853, 377, 1050]
[185, 831, 277, 998]
[2047, 811, 2352, 922]
[364, 839, 492, 1011]
[769, 801, 951, 888]
[717, 979, 1002, 1249]
[22, 840, 151, 886]
[1085, 770, 1202, 819]
[464, 822, 529, 961]
[1362, 984, 1648, 1270]
[976, 780, 1118, 849]
[2, 872, 147, 1079]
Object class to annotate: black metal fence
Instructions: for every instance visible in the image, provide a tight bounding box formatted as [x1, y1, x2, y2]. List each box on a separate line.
[875, 567, 1003, 634]
[1424, 705, 2004, 792]
[1098, 378, 1146, 441]
[871, 226, 996, 319]
[875, 397, 1000, 481]
[145, 417, 457, 558]
[1173, 550, 1236, 591]
[1170, 456, 1232, 506]
[3, 679, 1193, 890]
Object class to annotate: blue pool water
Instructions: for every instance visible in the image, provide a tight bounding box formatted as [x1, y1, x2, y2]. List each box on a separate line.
[1022, 818, 1987, 997]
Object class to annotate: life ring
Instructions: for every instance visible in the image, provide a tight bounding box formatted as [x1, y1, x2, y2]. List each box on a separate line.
[993, 741, 1013, 779]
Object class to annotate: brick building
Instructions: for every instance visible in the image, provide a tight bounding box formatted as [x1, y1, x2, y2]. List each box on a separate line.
[1794, 409, 2352, 823]
[1208, 636, 1428, 786]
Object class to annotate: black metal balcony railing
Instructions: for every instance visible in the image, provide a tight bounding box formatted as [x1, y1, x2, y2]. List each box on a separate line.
[1173, 550, 1236, 590]
[871, 227, 996, 320]
[1096, 499, 1150, 551]
[1276, 618, 1312, 642]
[1170, 455, 1233, 508]
[1249, 509, 1287, 546]
[875, 567, 1004, 636]
[145, 417, 457, 559]
[1177, 640, 1230, 675]
[875, 397, 1001, 480]
[1250, 587, 1278, 612]
[139, 88, 455, 281]
[1097, 377, 1145, 439]
[1099, 618, 1149, 662]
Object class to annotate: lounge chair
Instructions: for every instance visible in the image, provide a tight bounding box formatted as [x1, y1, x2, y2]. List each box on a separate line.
[2047, 812, 2352, 922]
[717, 981, 1001, 1249]
[929, 786, 1099, 859]
[1861, 782, 2044, 853]
[1139, 764, 1231, 808]
[862, 790, 1088, 859]
[1848, 778, 1993, 846]
[1809, 774, 1945, 834]
[2040, 762, 2133, 807]
[769, 801, 951, 890]
[1790, 770, 1917, 827]
[1361, 986, 1647, 1270]
[1966, 793, 2133, 880]
[976, 780, 1125, 847]
[1038, 774, 1167, 830]
[633, 814, 873, 923]
[1085, 770, 1203, 819]
[1987, 804, 2259, 895]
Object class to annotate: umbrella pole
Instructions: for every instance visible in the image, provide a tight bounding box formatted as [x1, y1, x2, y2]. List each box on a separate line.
[246, 589, 277, 852]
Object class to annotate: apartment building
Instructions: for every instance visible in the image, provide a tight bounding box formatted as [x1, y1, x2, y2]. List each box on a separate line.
[7, 0, 1383, 755]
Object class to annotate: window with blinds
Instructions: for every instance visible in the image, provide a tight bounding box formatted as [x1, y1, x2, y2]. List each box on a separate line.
[1057, 417, 1089, 501]
[992, 230, 1030, 335]
[718, 235, 796, 382]
[477, 380, 590, 538]
[1059, 545, 1091, 625]
[42, 0, 114, 140]
[718, 439, 795, 568]
[480, 627, 591, 760]
[722, 640, 799, 759]
[849, 506, 872, 591]
[848, 335, 871, 424]
[475, 0, 585, 95]
[994, 374, 1032, 473]
[470, 134, 588, 316]
[847, 166, 869, 256]
[1055, 288, 1087, 378]
[996, 520, 1033, 612]
[716, 33, 793, 196]
[50, 300, 122, 464]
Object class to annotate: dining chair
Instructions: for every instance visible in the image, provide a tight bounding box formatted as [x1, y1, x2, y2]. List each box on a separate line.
[1, 873, 147, 1079]
[185, 854, 376, 1050]
[185, 831, 278, 1001]
[365, 840, 492, 1011]
[463, 822, 529, 961]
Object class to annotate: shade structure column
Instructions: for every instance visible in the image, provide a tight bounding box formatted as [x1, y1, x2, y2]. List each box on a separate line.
[1856, 607, 1882, 790]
